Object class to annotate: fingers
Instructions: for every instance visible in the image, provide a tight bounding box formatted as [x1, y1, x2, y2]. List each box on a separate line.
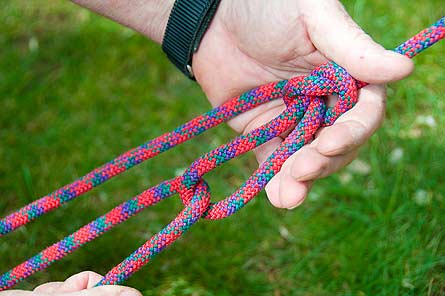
[263, 84, 385, 209]
[32, 271, 100, 293]
[0, 285, 141, 296]
[0, 291, 39, 296]
[303, 0, 413, 83]
[316, 84, 386, 156]
[254, 137, 283, 164]
[265, 143, 357, 209]
[3, 272, 141, 296]
[266, 170, 313, 209]
[48, 271, 103, 293]
[231, 100, 285, 134]
[56, 272, 141, 296]
[32, 271, 139, 296]
[33, 282, 64, 293]
[65, 285, 142, 296]
[289, 145, 359, 182]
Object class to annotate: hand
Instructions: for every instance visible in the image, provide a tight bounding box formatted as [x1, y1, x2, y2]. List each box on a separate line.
[0, 271, 141, 296]
[192, 0, 414, 208]
[70, 0, 414, 209]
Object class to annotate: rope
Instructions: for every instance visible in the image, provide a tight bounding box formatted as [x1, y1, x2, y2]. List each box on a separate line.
[0, 17, 443, 290]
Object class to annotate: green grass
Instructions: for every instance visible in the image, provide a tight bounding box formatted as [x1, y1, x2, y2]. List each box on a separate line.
[0, 1, 444, 295]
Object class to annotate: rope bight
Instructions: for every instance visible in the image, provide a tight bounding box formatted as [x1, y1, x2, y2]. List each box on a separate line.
[0, 17, 444, 290]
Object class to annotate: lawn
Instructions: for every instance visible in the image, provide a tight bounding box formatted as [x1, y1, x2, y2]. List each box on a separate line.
[0, 1, 444, 295]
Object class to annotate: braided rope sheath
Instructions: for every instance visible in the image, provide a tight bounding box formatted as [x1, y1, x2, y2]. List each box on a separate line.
[0, 17, 444, 290]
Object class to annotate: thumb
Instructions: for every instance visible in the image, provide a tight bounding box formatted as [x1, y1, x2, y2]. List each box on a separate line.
[304, 0, 414, 83]
[65, 285, 142, 296]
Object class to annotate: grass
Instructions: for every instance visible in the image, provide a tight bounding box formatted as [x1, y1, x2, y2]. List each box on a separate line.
[0, 1, 444, 295]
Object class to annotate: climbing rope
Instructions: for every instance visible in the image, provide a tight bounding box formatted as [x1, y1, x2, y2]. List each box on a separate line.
[1, 17, 444, 290]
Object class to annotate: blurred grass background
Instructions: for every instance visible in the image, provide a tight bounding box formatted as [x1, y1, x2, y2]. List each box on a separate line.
[0, 1, 444, 295]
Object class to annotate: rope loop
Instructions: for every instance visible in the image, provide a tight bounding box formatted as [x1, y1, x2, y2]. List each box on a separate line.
[0, 16, 443, 291]
[98, 179, 211, 285]
[176, 61, 360, 220]
[284, 61, 359, 126]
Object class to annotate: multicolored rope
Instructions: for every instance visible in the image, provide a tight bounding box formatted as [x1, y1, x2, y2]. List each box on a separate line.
[1, 17, 444, 291]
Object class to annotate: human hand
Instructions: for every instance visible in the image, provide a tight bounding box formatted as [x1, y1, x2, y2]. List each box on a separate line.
[70, 0, 414, 209]
[0, 271, 141, 296]
[192, 0, 414, 208]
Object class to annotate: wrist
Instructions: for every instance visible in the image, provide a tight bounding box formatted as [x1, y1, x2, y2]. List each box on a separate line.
[146, 0, 176, 43]
[162, 0, 221, 78]
[71, 0, 174, 43]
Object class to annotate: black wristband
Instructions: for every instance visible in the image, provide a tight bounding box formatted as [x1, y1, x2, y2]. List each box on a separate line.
[162, 0, 221, 79]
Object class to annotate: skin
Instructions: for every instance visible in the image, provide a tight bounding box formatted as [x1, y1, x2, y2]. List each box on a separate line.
[192, 0, 413, 208]
[72, 0, 413, 209]
[6, 0, 414, 294]
[0, 271, 140, 296]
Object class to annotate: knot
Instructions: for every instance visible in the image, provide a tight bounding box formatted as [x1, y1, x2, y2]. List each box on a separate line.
[282, 61, 360, 126]
[177, 164, 248, 220]
[176, 168, 221, 219]
[173, 62, 362, 222]
[2, 17, 444, 289]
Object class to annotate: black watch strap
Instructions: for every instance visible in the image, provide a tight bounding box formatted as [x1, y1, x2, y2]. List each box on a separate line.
[162, 0, 221, 79]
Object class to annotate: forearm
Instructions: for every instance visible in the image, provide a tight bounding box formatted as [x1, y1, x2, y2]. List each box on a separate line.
[71, 0, 174, 43]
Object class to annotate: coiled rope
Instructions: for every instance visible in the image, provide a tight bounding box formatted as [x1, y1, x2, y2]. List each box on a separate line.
[1, 17, 444, 290]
